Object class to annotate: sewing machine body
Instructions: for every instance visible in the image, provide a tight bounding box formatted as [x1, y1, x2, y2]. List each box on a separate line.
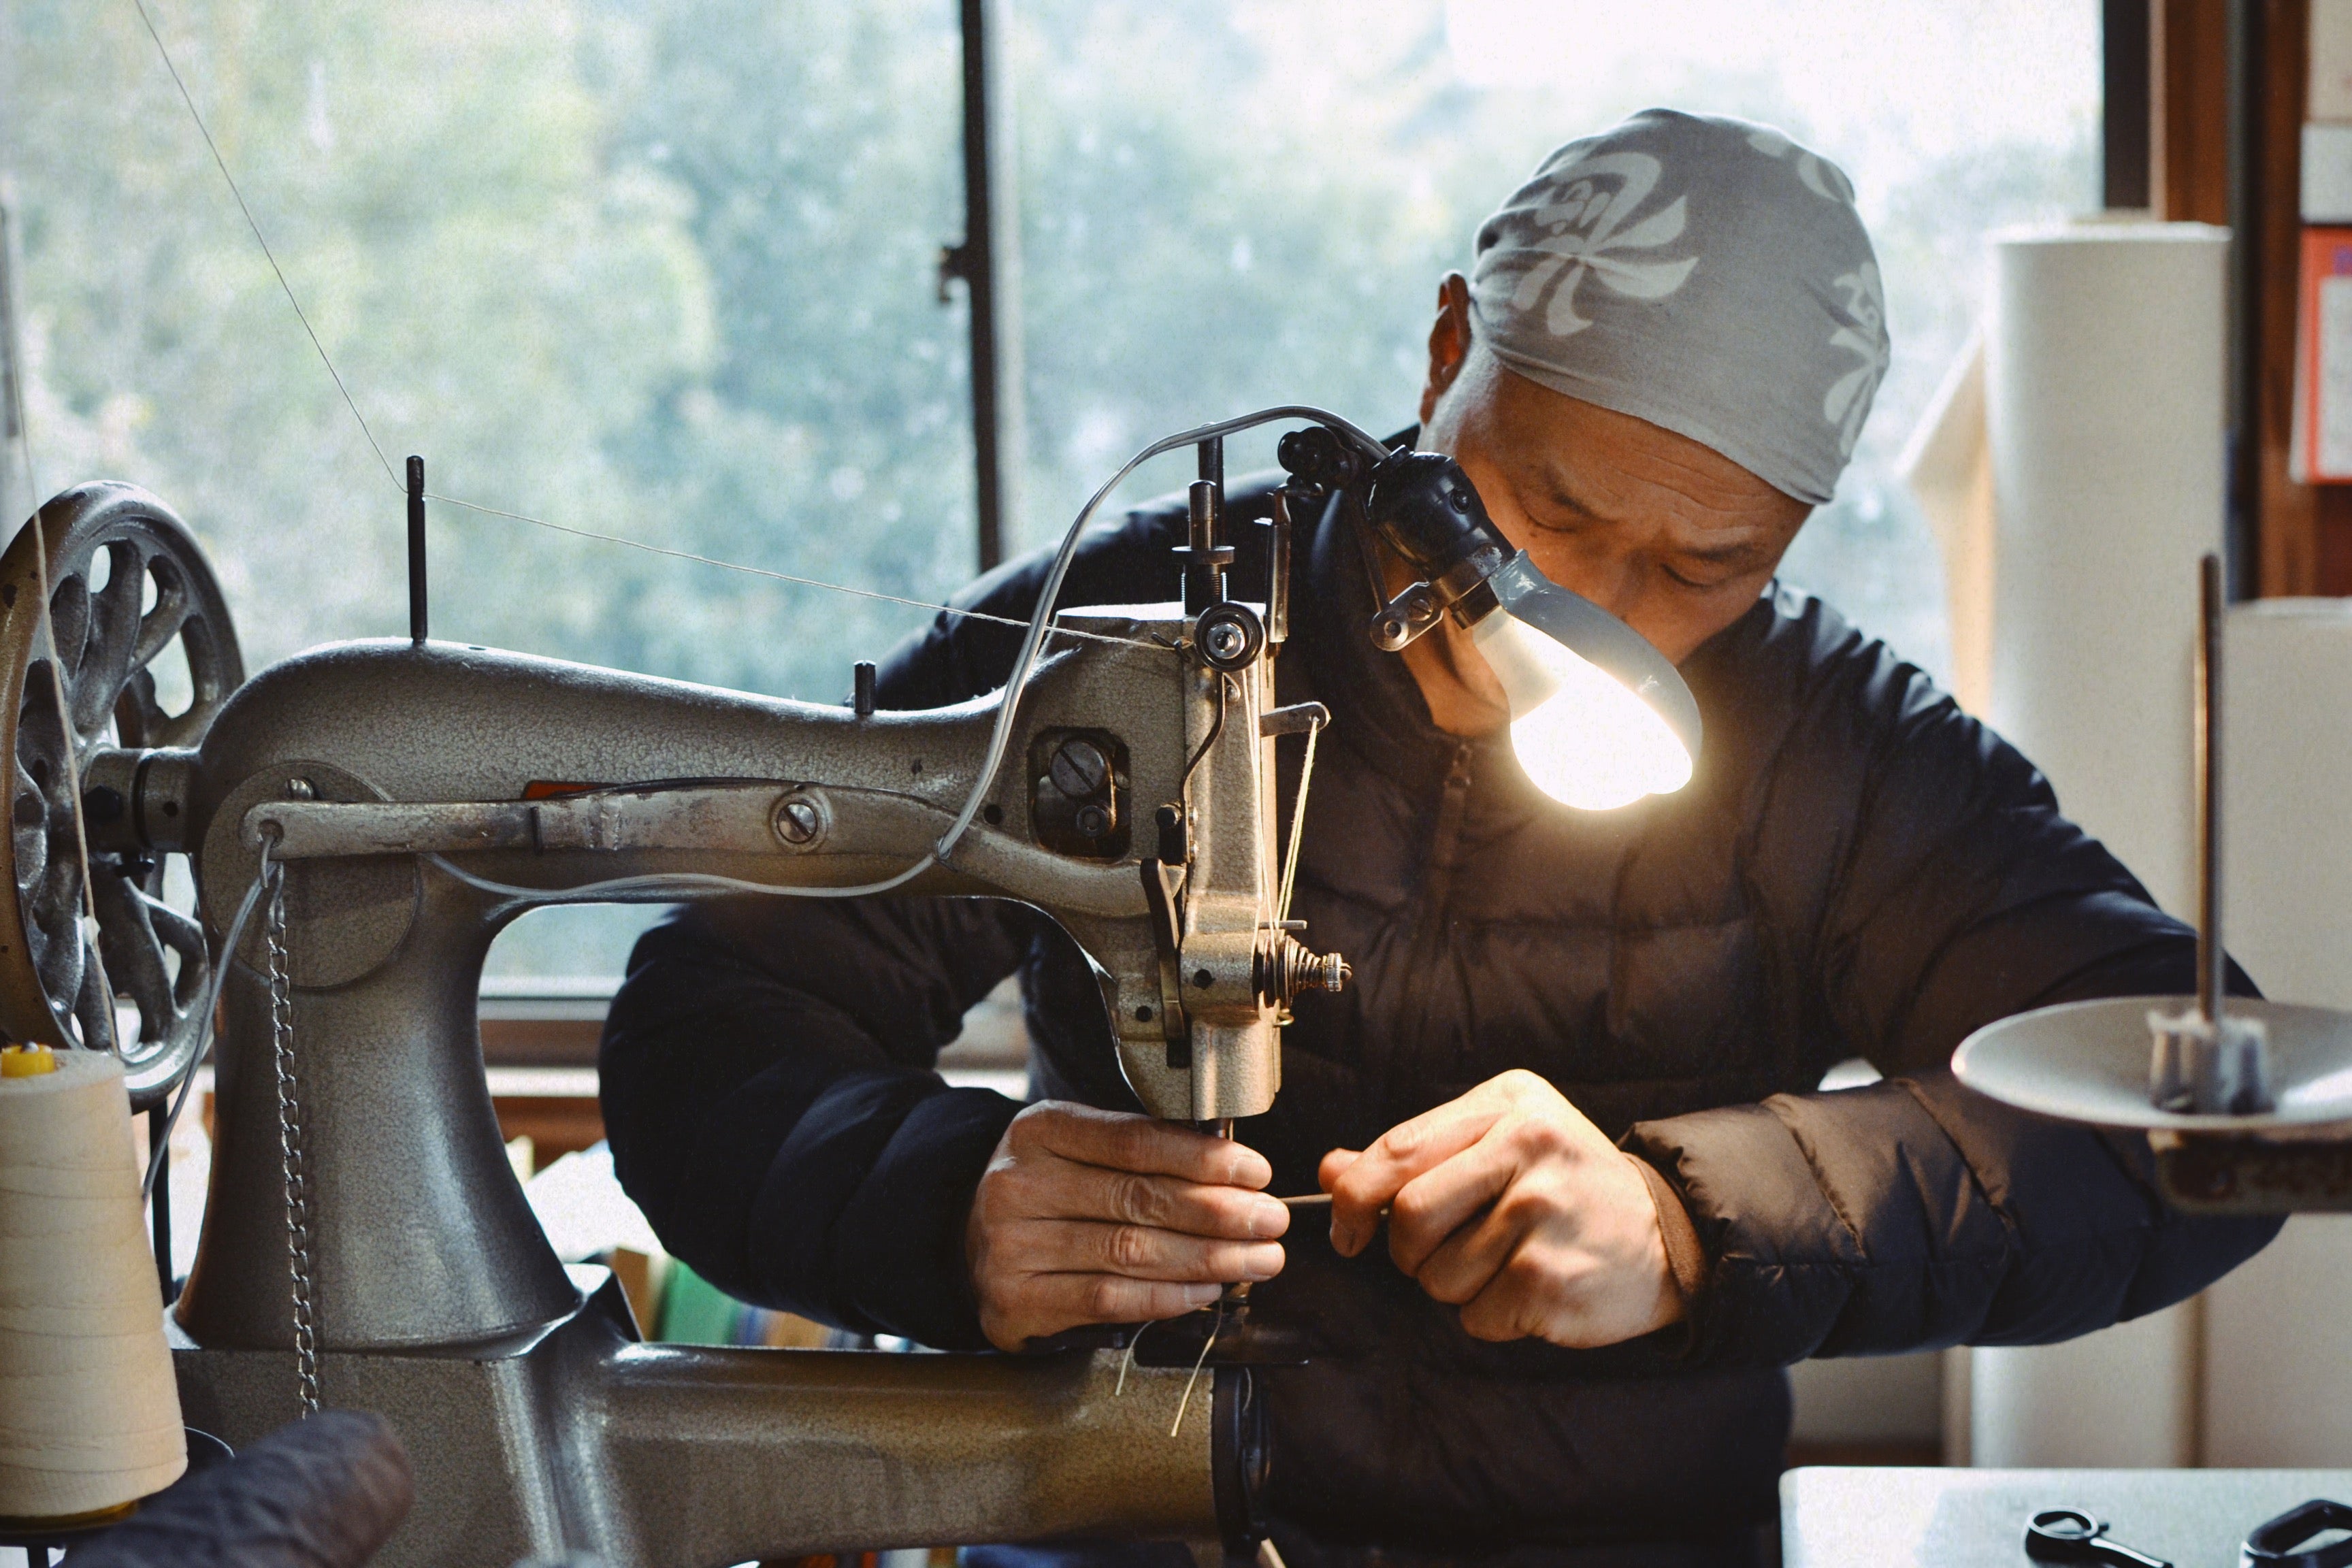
[160, 612, 1281, 1355]
[0, 482, 1311, 1565]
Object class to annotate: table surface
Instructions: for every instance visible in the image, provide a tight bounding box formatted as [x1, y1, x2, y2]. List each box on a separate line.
[1783, 1467, 2352, 1568]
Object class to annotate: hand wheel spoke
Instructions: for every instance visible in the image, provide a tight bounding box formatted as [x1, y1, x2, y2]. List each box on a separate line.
[93, 864, 177, 1051]
[129, 553, 192, 672]
[71, 934, 115, 1051]
[33, 894, 83, 1025]
[73, 544, 147, 739]
[45, 572, 91, 681]
[133, 883, 207, 1009]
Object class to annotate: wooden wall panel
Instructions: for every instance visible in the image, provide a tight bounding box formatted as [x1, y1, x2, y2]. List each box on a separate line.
[2158, 0, 2352, 595]
[2156, 0, 2234, 225]
[2250, 0, 2337, 595]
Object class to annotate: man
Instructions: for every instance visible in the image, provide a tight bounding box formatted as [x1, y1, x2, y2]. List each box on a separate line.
[600, 111, 2278, 1566]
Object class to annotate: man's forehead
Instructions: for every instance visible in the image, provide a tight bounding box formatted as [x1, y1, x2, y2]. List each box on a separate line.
[1526, 453, 1791, 567]
[1504, 391, 1805, 553]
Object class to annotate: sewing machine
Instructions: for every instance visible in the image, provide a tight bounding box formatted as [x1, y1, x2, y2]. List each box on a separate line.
[0, 410, 1698, 1567]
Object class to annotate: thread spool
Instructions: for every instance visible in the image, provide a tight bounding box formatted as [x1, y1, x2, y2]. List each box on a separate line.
[0, 1044, 186, 1522]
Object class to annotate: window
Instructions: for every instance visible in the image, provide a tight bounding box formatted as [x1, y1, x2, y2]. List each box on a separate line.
[1016, 0, 2102, 677]
[1, 1, 2099, 983]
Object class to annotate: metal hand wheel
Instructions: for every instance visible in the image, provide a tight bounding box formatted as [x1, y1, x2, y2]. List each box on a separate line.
[0, 483, 243, 1105]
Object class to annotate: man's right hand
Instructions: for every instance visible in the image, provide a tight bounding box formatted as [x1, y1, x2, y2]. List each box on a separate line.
[964, 1100, 1289, 1352]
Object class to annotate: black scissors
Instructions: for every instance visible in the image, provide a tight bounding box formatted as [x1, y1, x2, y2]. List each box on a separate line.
[2024, 1509, 2172, 1568]
[2243, 1499, 2352, 1568]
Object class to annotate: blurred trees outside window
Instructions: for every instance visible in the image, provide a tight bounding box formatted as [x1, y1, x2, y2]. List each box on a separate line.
[0, 0, 2097, 977]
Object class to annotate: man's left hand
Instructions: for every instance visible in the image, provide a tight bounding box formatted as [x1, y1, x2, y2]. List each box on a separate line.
[1321, 1069, 1685, 1348]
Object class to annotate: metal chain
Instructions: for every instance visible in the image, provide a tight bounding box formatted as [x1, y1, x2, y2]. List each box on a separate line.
[263, 840, 320, 1416]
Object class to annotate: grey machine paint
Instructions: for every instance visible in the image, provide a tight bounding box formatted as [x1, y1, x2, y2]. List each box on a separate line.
[0, 478, 1343, 1566]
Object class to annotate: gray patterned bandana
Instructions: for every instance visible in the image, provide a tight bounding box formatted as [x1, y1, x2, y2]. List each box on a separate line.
[1468, 108, 1888, 506]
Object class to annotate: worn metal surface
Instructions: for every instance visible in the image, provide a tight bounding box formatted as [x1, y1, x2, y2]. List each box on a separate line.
[174, 1271, 1227, 1567]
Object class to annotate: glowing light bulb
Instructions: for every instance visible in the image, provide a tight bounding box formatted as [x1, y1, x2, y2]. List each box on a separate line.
[1471, 610, 1693, 810]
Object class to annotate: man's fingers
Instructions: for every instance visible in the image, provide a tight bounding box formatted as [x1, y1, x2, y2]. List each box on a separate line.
[1008, 1219, 1284, 1284]
[1457, 1267, 1549, 1344]
[1327, 1099, 1503, 1255]
[1384, 1134, 1519, 1275]
[1029, 1164, 1290, 1239]
[1409, 1196, 1528, 1305]
[1013, 1276, 1228, 1341]
[1021, 1102, 1271, 1188]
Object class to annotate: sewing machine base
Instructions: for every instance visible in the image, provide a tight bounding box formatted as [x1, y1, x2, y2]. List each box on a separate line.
[169, 1269, 1258, 1568]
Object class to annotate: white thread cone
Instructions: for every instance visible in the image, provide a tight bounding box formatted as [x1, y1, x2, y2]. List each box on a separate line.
[0, 1049, 186, 1519]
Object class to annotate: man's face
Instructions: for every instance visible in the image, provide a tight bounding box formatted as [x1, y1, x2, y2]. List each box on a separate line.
[1397, 274, 1810, 735]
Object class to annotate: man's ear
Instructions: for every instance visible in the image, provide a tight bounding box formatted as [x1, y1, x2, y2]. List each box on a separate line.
[1418, 273, 1475, 428]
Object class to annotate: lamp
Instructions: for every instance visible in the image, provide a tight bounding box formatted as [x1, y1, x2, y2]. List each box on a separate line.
[1359, 451, 1701, 811]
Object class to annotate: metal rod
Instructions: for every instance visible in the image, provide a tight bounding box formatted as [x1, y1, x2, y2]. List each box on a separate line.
[2197, 550, 2223, 1022]
[954, 0, 1024, 572]
[149, 1103, 172, 1303]
[1267, 487, 1294, 646]
[2101, 0, 2151, 210]
[406, 455, 428, 645]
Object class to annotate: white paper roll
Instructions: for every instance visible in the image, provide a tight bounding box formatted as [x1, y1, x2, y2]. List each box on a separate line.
[1983, 220, 2229, 915]
[0, 1047, 186, 1520]
[1970, 220, 2230, 1469]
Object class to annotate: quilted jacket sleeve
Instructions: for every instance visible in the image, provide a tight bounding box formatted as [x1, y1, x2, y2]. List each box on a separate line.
[1621, 607, 2282, 1366]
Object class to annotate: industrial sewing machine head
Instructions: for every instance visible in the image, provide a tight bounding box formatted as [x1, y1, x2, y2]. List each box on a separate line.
[0, 408, 1703, 1566]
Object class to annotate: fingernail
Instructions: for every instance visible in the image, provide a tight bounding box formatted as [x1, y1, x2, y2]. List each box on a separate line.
[1181, 1284, 1224, 1306]
[1241, 1243, 1284, 1281]
[1248, 1196, 1288, 1236]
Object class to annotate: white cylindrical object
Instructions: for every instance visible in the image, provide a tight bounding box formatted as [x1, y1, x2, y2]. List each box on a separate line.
[0, 1048, 186, 1519]
[1972, 220, 2230, 1468]
[1984, 220, 2227, 919]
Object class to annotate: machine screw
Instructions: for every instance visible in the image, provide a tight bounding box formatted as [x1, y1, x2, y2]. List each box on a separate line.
[1074, 802, 1111, 839]
[772, 793, 826, 847]
[1049, 737, 1110, 800]
[1203, 620, 1248, 663]
[284, 777, 316, 800]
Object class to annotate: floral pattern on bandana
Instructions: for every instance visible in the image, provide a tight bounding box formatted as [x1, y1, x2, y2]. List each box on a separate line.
[1823, 263, 1888, 457]
[1482, 152, 1698, 338]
